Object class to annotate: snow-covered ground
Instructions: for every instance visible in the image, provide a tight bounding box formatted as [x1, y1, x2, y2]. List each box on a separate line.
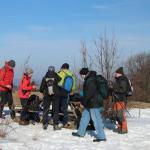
[0, 109, 150, 150]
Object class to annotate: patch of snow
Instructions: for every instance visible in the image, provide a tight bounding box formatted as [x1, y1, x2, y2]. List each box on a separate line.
[0, 109, 150, 150]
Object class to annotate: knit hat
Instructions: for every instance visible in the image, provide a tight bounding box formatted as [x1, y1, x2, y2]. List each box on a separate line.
[61, 63, 69, 69]
[48, 66, 55, 72]
[24, 68, 33, 75]
[79, 68, 89, 75]
[115, 67, 124, 75]
[8, 60, 16, 68]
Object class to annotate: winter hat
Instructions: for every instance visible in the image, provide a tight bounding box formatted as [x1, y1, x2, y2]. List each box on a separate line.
[48, 66, 55, 72]
[115, 67, 124, 75]
[24, 68, 33, 75]
[61, 63, 69, 69]
[8, 60, 16, 68]
[79, 68, 89, 75]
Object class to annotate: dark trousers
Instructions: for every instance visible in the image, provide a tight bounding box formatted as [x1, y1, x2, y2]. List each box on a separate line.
[20, 98, 28, 121]
[20, 98, 28, 109]
[60, 94, 69, 125]
[42, 95, 60, 125]
[0, 91, 14, 116]
[20, 98, 40, 122]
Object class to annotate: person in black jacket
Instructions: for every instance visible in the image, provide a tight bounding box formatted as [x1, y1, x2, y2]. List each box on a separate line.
[72, 68, 106, 142]
[40, 66, 61, 130]
[112, 67, 128, 134]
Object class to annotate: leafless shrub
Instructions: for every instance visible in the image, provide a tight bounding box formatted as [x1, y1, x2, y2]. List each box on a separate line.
[0, 119, 16, 138]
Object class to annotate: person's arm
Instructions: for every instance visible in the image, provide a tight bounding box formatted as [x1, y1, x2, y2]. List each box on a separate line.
[22, 78, 33, 91]
[0, 70, 14, 88]
[40, 77, 46, 93]
[55, 73, 62, 84]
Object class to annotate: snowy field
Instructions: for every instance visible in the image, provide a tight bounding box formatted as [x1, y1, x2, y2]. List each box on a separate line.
[0, 109, 150, 150]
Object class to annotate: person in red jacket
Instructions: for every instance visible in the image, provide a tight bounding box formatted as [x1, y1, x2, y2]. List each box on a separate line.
[0, 60, 16, 119]
[18, 68, 36, 122]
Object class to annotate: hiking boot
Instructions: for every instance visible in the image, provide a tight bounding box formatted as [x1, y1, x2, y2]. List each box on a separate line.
[30, 120, 36, 125]
[118, 130, 128, 134]
[19, 120, 29, 125]
[53, 125, 62, 131]
[72, 132, 84, 137]
[113, 128, 121, 133]
[93, 139, 107, 142]
[43, 124, 48, 130]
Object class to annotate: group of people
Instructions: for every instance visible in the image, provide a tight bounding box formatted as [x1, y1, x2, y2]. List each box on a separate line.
[0, 59, 129, 142]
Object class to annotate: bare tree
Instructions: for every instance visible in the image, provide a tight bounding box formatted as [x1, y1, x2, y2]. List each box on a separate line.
[126, 52, 150, 102]
[94, 32, 118, 80]
[80, 40, 88, 68]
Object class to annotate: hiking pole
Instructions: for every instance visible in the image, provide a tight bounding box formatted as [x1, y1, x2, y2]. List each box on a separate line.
[113, 93, 132, 117]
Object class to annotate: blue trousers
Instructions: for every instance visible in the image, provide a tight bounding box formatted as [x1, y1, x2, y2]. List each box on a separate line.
[77, 108, 106, 140]
[60, 94, 69, 125]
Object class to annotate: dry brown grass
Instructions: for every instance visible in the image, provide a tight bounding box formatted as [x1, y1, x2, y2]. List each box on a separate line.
[128, 101, 150, 109]
[12, 91, 150, 109]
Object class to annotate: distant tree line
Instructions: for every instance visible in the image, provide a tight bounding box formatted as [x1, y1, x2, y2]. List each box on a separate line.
[126, 52, 150, 102]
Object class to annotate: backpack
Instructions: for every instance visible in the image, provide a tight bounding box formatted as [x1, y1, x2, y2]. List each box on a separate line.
[63, 72, 73, 92]
[124, 76, 133, 97]
[46, 77, 55, 95]
[96, 75, 109, 99]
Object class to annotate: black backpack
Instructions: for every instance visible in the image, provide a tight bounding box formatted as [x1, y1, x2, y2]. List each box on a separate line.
[96, 75, 109, 99]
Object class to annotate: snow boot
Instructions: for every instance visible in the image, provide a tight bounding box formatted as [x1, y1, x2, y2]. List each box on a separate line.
[43, 124, 48, 130]
[72, 132, 84, 137]
[53, 125, 62, 131]
[93, 139, 107, 142]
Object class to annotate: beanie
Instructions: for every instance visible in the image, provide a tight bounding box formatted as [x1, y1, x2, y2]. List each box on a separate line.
[79, 68, 89, 75]
[115, 67, 124, 75]
[48, 66, 55, 72]
[24, 68, 33, 75]
[61, 63, 69, 69]
[8, 60, 16, 68]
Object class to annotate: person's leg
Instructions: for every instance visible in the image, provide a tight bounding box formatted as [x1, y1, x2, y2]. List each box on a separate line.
[90, 108, 106, 140]
[52, 95, 61, 130]
[75, 108, 90, 136]
[119, 102, 128, 133]
[52, 96, 60, 125]
[113, 101, 128, 133]
[20, 99, 28, 109]
[20, 99, 28, 121]
[7, 91, 15, 119]
[60, 95, 69, 125]
[42, 96, 51, 128]
[0, 91, 8, 118]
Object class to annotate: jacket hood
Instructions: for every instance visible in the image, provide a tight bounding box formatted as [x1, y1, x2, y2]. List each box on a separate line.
[4, 62, 13, 71]
[85, 71, 97, 80]
[45, 70, 55, 78]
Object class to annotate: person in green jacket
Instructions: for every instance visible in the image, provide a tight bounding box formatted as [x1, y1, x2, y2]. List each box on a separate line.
[57, 63, 76, 128]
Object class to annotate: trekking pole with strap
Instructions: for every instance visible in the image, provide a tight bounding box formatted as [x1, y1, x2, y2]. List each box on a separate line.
[113, 92, 132, 117]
